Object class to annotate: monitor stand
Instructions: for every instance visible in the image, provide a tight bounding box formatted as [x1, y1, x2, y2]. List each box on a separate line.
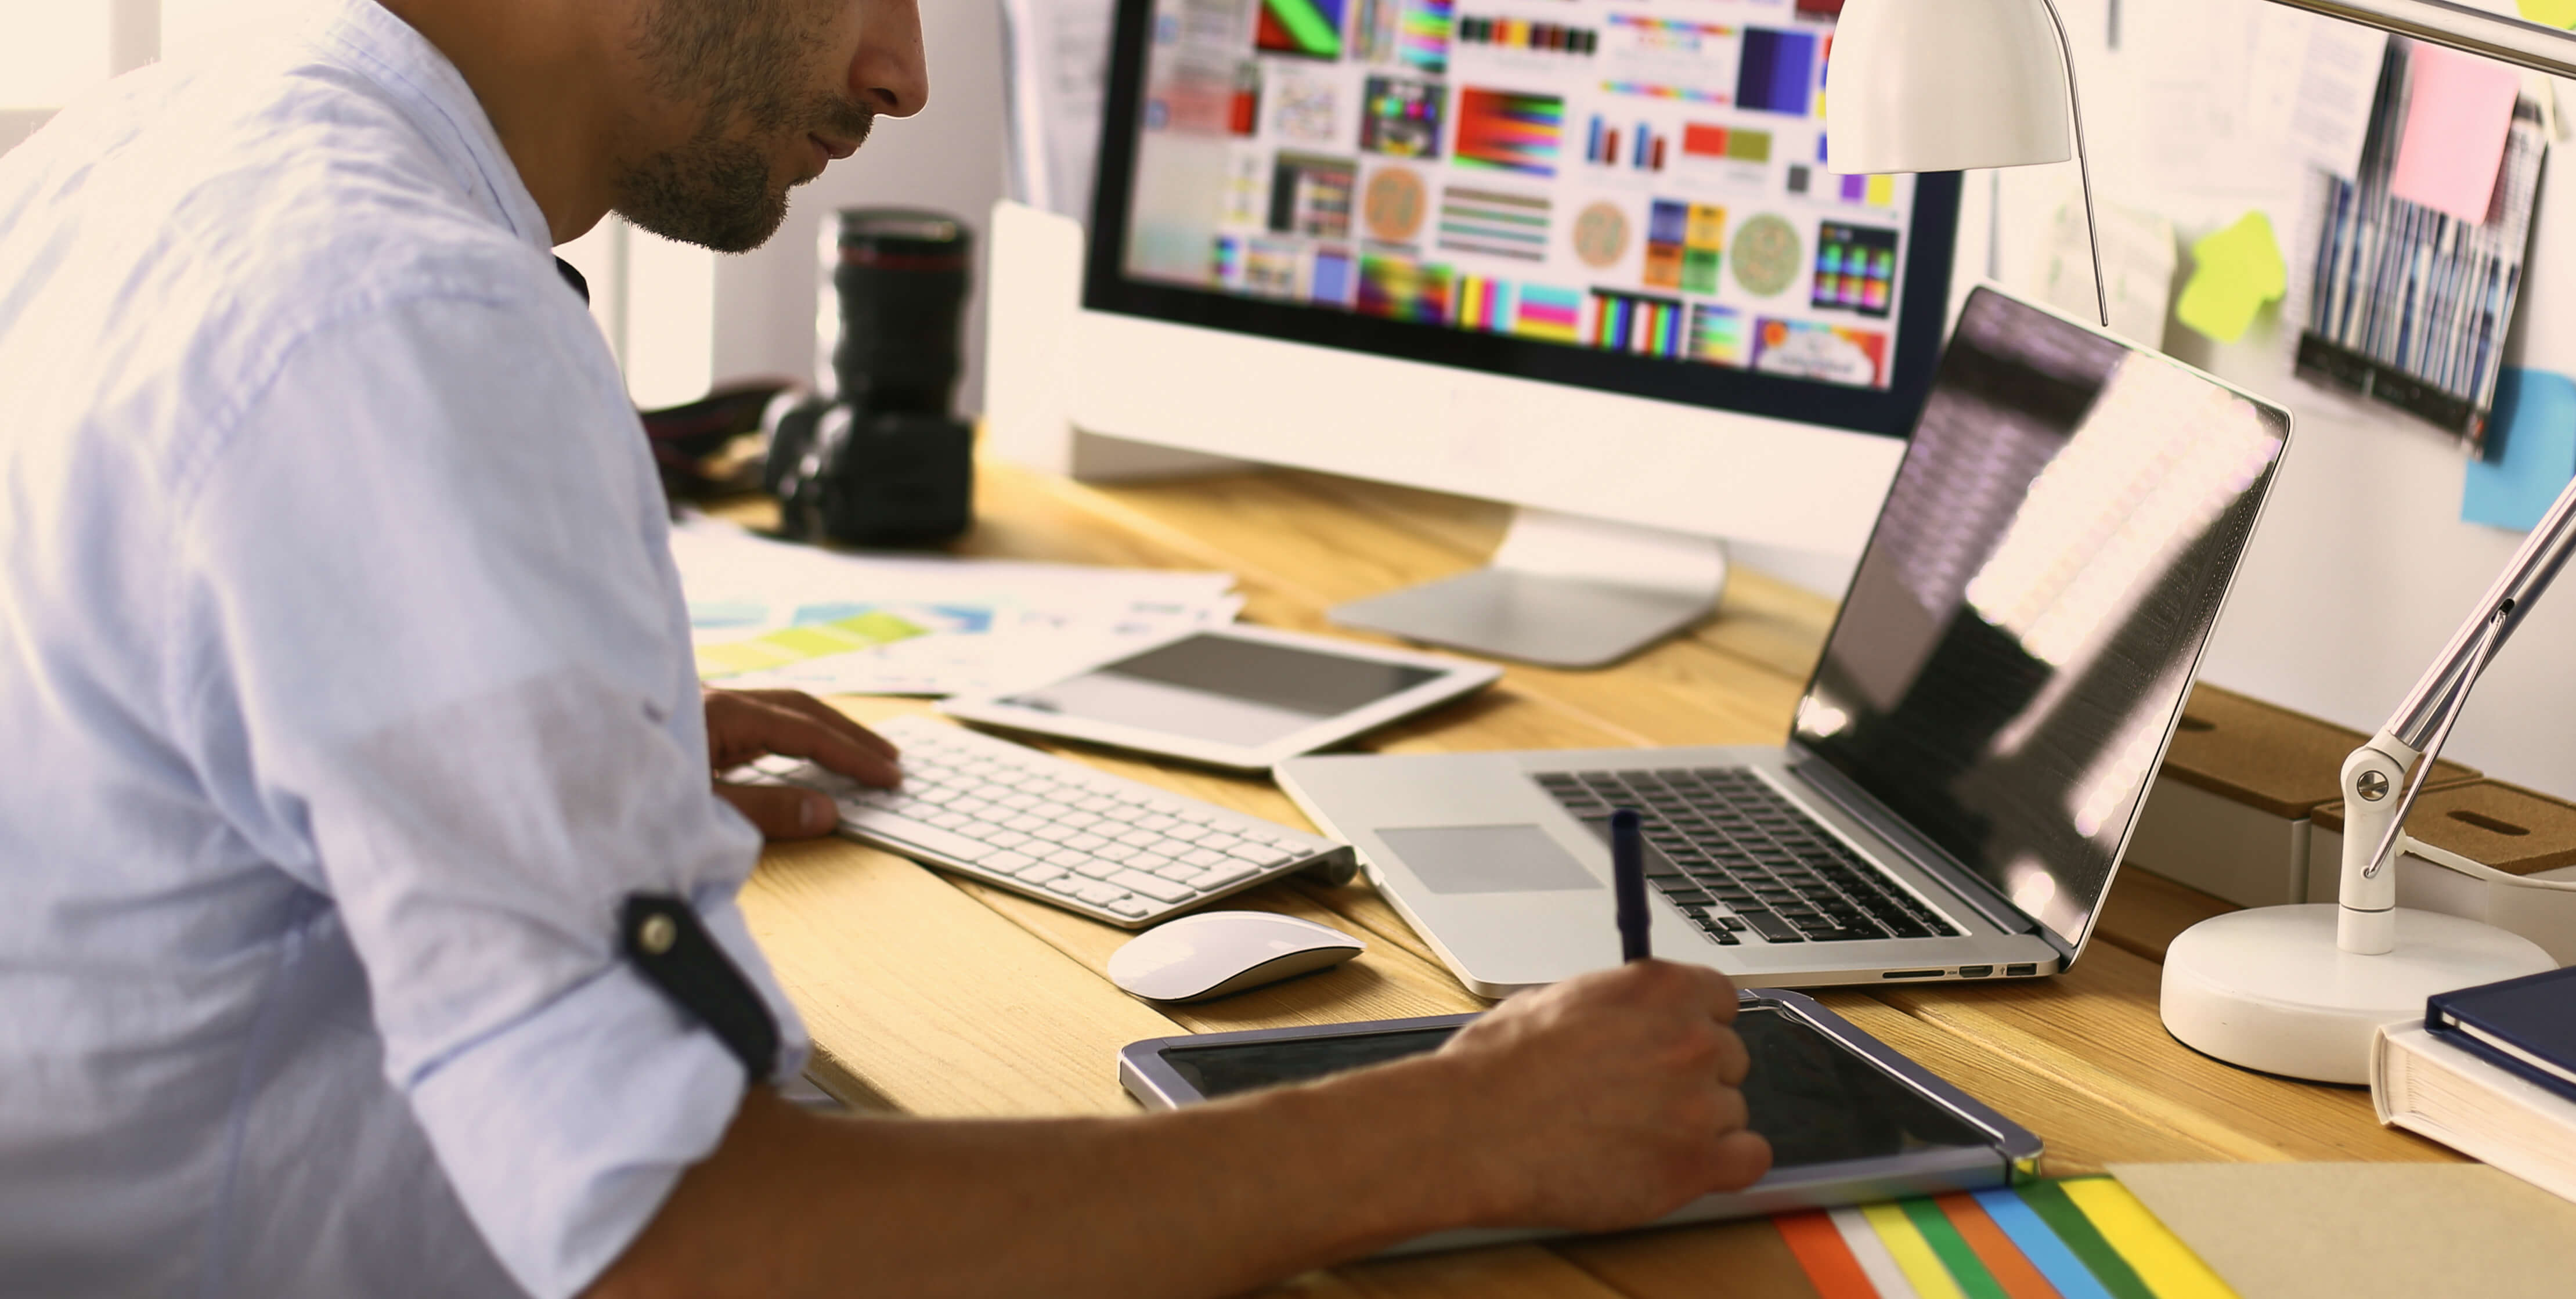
[1330, 508, 1729, 669]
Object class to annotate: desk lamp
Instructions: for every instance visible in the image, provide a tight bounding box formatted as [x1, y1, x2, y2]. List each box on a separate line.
[1828, 0, 2576, 1084]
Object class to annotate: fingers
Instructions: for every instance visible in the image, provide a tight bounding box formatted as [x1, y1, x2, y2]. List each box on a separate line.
[705, 689, 901, 786]
[738, 689, 900, 762]
[1704, 1129, 1773, 1193]
[716, 781, 838, 840]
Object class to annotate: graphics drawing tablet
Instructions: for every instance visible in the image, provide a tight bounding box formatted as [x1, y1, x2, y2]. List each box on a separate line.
[939, 623, 1501, 771]
[1117, 988, 2042, 1255]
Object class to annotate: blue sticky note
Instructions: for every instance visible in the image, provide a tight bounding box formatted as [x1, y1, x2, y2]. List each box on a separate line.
[2464, 368, 2576, 530]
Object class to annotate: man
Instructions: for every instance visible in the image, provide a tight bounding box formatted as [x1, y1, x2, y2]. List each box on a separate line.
[0, 1, 1770, 1295]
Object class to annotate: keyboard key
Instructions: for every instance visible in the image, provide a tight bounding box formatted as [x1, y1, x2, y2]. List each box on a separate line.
[1189, 861, 1260, 890]
[1106, 897, 1153, 919]
[1179, 847, 1229, 869]
[1117, 828, 1163, 849]
[1226, 844, 1294, 867]
[1736, 910, 1805, 943]
[1153, 861, 1204, 883]
[1076, 796, 1119, 814]
[1112, 870, 1196, 903]
[984, 830, 1032, 850]
[836, 807, 997, 863]
[1029, 824, 1079, 844]
[1074, 881, 1130, 906]
[927, 811, 971, 830]
[1065, 832, 1110, 853]
[1200, 833, 1244, 852]
[985, 851, 1037, 874]
[1004, 814, 1048, 834]
[1045, 876, 1087, 896]
[1074, 858, 1124, 881]
[1130, 853, 1176, 874]
[1137, 814, 1179, 832]
[1095, 843, 1139, 862]
[1015, 863, 1067, 885]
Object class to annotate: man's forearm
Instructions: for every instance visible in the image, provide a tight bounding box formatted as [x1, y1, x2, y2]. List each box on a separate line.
[588, 1056, 1488, 1299]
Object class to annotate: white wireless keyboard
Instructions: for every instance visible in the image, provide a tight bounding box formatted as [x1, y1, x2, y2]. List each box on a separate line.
[743, 715, 1356, 928]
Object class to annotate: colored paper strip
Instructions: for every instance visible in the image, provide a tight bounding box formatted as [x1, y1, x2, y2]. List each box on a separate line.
[2389, 42, 2521, 222]
[1836, 1206, 1921, 1298]
[1778, 1210, 1885, 1299]
[1936, 1195, 2064, 1299]
[2175, 211, 2286, 345]
[1975, 1190, 2117, 1299]
[1902, 1198, 2010, 1299]
[1865, 1203, 1971, 1299]
[2058, 1179, 2239, 1299]
[2016, 1182, 2156, 1299]
[2463, 368, 2576, 529]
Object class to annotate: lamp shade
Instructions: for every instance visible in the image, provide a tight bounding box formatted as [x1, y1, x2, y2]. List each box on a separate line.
[1825, 0, 2073, 174]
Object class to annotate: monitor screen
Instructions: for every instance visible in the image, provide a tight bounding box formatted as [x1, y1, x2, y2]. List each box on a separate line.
[1085, 0, 1962, 435]
[1793, 290, 2289, 948]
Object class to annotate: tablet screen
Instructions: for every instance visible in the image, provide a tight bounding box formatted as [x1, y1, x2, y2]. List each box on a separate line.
[997, 634, 1444, 748]
[1158, 1006, 1996, 1167]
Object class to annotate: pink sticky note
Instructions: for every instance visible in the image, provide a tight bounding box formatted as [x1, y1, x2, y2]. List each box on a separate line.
[2390, 43, 2521, 223]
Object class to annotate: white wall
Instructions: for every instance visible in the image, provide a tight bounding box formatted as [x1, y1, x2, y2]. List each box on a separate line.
[709, 0, 1009, 410]
[1980, 0, 2576, 795]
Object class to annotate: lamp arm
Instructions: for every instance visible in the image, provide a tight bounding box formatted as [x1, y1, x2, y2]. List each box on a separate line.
[2034, 0, 2109, 329]
[2334, 456, 2576, 952]
[2264, 0, 2576, 80]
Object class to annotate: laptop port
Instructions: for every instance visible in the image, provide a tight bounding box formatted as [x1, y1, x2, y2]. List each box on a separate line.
[2005, 962, 2038, 977]
[1881, 969, 1943, 979]
[1958, 965, 1993, 978]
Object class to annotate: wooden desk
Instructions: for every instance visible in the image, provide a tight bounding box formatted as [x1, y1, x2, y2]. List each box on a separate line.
[731, 461, 2459, 1297]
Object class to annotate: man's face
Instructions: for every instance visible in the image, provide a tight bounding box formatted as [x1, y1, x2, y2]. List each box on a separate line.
[615, 0, 925, 253]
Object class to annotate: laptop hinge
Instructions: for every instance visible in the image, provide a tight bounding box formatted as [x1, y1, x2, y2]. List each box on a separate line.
[1785, 749, 2074, 963]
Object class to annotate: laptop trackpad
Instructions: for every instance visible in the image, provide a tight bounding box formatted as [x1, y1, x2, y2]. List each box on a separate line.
[1377, 825, 1601, 894]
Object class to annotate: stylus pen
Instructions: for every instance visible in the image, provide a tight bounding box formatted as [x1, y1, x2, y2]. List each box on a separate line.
[1611, 808, 1651, 962]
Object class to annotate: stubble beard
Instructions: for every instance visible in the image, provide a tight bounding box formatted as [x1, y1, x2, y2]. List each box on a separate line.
[615, 0, 877, 254]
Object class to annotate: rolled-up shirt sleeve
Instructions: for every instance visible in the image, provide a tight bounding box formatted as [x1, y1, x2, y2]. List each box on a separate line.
[173, 269, 806, 1298]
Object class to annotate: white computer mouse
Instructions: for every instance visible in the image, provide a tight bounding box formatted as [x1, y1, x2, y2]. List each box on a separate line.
[1106, 911, 1366, 1004]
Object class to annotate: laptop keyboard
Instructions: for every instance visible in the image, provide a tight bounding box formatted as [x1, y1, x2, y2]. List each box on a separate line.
[1534, 768, 1959, 946]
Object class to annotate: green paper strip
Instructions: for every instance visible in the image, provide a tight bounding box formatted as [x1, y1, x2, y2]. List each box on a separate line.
[1265, 0, 1343, 55]
[2018, 1180, 2156, 1299]
[1902, 1197, 2010, 1299]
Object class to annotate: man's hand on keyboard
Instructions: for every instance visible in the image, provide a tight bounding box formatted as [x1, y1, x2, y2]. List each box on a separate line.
[1423, 960, 1772, 1231]
[704, 688, 901, 840]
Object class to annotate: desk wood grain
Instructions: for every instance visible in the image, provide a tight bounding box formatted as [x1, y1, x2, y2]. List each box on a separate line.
[728, 460, 2458, 1298]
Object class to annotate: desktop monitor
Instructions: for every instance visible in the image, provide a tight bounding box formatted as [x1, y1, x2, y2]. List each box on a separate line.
[1063, 0, 1962, 664]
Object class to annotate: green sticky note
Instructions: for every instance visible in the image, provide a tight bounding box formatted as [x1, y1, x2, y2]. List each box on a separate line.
[2520, 0, 2576, 28]
[2175, 211, 2287, 345]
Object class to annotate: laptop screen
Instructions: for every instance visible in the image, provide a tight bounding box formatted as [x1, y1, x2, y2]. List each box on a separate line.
[1792, 289, 2288, 949]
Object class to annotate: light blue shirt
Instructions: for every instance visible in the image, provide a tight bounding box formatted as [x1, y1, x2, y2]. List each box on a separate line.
[0, 4, 807, 1295]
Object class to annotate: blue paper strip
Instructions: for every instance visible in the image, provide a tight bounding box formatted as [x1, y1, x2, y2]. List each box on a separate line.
[2464, 367, 2576, 530]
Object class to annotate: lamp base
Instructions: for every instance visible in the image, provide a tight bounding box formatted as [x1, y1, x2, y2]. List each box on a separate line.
[2160, 904, 2551, 1084]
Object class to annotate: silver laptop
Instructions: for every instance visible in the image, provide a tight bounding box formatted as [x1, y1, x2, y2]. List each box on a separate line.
[1276, 288, 2292, 995]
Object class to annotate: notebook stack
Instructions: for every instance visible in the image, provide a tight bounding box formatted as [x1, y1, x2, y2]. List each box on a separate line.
[2373, 965, 2576, 1205]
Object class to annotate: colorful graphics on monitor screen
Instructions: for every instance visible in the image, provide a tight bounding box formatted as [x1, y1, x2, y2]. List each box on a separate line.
[1645, 200, 1724, 294]
[1358, 254, 1453, 321]
[1269, 153, 1356, 238]
[1258, 0, 1348, 60]
[1453, 88, 1564, 176]
[1364, 167, 1431, 242]
[1571, 201, 1630, 268]
[1813, 222, 1897, 317]
[1730, 213, 1801, 297]
[1124, 0, 1915, 393]
[1438, 186, 1550, 261]
[1362, 76, 1444, 156]
[1754, 317, 1886, 386]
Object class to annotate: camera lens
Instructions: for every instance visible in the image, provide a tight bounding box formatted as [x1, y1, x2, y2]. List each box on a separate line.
[825, 208, 972, 416]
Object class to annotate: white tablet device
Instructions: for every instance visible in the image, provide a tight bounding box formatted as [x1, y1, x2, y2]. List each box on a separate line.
[936, 624, 1502, 770]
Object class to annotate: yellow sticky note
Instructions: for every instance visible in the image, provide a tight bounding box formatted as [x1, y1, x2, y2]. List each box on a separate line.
[2175, 211, 2287, 345]
[2520, 0, 2576, 28]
